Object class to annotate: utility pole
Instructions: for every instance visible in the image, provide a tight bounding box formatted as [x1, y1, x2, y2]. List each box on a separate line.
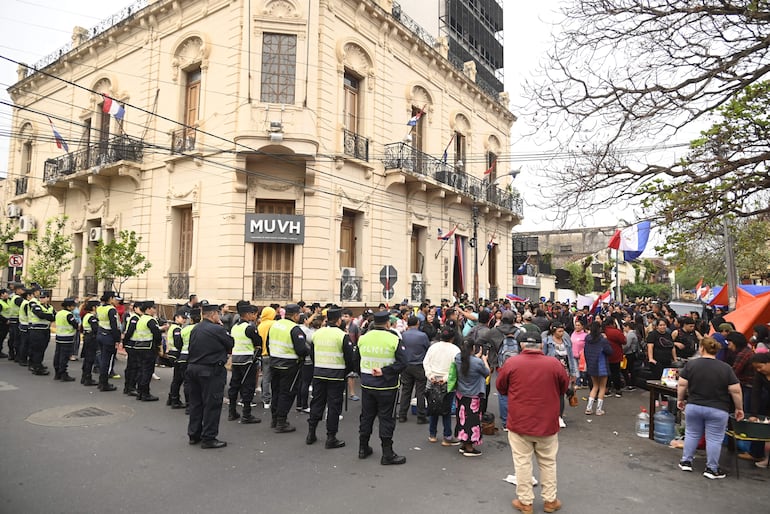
[472, 205, 479, 304]
[724, 217, 738, 311]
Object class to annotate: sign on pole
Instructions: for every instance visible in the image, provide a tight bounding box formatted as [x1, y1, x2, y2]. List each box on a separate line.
[8, 254, 23, 268]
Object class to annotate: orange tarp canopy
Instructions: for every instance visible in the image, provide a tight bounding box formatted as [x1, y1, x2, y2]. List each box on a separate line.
[722, 293, 770, 340]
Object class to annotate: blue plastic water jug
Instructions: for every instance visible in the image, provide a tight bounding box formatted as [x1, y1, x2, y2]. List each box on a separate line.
[653, 409, 676, 445]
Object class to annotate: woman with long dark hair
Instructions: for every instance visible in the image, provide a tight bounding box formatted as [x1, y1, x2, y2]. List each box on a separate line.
[647, 318, 676, 380]
[583, 321, 612, 415]
[454, 338, 489, 456]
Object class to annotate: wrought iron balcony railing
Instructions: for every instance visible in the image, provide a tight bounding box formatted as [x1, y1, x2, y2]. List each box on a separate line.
[43, 135, 144, 184]
[15, 177, 28, 196]
[171, 128, 196, 153]
[252, 271, 293, 300]
[382, 142, 523, 216]
[343, 129, 369, 161]
[168, 272, 189, 299]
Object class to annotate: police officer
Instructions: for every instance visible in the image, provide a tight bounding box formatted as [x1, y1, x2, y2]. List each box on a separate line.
[357, 310, 408, 465]
[175, 309, 200, 413]
[122, 302, 143, 396]
[306, 308, 356, 449]
[125, 301, 162, 401]
[227, 302, 262, 424]
[267, 303, 308, 433]
[165, 310, 186, 408]
[16, 287, 33, 367]
[28, 289, 55, 376]
[0, 288, 10, 359]
[53, 298, 79, 381]
[187, 301, 233, 449]
[80, 300, 100, 386]
[95, 291, 121, 391]
[6, 283, 25, 362]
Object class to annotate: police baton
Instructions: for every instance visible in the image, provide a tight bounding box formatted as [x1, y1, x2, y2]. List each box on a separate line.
[391, 380, 402, 419]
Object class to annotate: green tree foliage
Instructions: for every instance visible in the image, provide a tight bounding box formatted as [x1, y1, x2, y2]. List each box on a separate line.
[564, 256, 594, 295]
[89, 230, 151, 295]
[25, 216, 74, 289]
[622, 283, 671, 303]
[0, 218, 21, 277]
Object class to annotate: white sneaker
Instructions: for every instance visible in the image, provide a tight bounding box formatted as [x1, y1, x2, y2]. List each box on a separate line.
[263, 402, 271, 409]
[504, 474, 538, 486]
[559, 417, 567, 428]
[152, 373, 160, 380]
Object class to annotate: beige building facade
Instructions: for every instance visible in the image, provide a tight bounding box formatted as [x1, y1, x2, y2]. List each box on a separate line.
[4, 0, 520, 306]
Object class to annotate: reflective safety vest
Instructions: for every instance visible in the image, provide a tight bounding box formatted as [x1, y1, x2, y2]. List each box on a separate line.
[166, 323, 181, 359]
[179, 324, 196, 362]
[268, 318, 299, 360]
[132, 315, 154, 350]
[0, 298, 10, 319]
[28, 302, 54, 330]
[312, 326, 346, 380]
[96, 305, 115, 330]
[55, 309, 76, 342]
[82, 312, 95, 334]
[6, 294, 20, 320]
[19, 299, 30, 328]
[358, 330, 399, 376]
[231, 322, 255, 365]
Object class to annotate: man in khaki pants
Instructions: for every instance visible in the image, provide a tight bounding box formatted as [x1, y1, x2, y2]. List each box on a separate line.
[496, 337, 569, 513]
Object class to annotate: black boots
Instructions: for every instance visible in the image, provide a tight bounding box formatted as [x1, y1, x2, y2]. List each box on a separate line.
[123, 384, 138, 396]
[81, 373, 98, 386]
[325, 434, 345, 449]
[240, 404, 260, 424]
[306, 424, 317, 445]
[137, 387, 159, 401]
[380, 438, 406, 465]
[273, 416, 296, 433]
[228, 402, 240, 421]
[99, 377, 117, 391]
[358, 435, 373, 459]
[169, 396, 185, 409]
[60, 373, 75, 382]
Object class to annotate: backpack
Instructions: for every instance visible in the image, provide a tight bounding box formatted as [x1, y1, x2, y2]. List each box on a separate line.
[498, 334, 520, 367]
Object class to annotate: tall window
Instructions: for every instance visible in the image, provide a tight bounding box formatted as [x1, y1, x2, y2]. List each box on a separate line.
[343, 71, 360, 132]
[178, 206, 193, 271]
[22, 141, 32, 175]
[410, 105, 425, 152]
[340, 209, 357, 269]
[454, 132, 466, 170]
[254, 200, 294, 273]
[261, 33, 297, 104]
[97, 101, 110, 159]
[486, 151, 497, 182]
[185, 68, 201, 128]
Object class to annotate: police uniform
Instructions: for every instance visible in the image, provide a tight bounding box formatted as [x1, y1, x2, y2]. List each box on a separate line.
[267, 303, 308, 433]
[28, 291, 55, 375]
[306, 308, 356, 449]
[16, 289, 32, 366]
[80, 301, 100, 386]
[53, 298, 79, 381]
[124, 301, 162, 401]
[165, 313, 186, 408]
[172, 313, 198, 411]
[0, 289, 10, 358]
[227, 303, 262, 424]
[95, 292, 121, 391]
[186, 302, 234, 448]
[357, 311, 408, 465]
[6, 284, 25, 361]
[121, 307, 140, 395]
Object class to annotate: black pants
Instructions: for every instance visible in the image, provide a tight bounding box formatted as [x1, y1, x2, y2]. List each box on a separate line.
[270, 364, 300, 419]
[81, 334, 97, 376]
[608, 362, 623, 392]
[8, 322, 19, 359]
[622, 354, 636, 387]
[398, 364, 427, 418]
[96, 332, 116, 382]
[228, 363, 257, 404]
[359, 387, 398, 440]
[297, 364, 313, 409]
[28, 329, 50, 370]
[0, 320, 9, 354]
[171, 361, 188, 402]
[53, 342, 74, 375]
[134, 350, 156, 393]
[186, 364, 227, 441]
[124, 347, 139, 390]
[309, 378, 345, 434]
[16, 327, 29, 363]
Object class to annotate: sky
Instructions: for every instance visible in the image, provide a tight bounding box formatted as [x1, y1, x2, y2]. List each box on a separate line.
[0, 0, 667, 246]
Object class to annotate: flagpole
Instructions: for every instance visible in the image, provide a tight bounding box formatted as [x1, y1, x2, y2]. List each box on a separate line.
[615, 248, 621, 301]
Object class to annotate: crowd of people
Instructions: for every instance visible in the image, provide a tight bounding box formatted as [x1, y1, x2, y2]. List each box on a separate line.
[2, 286, 769, 506]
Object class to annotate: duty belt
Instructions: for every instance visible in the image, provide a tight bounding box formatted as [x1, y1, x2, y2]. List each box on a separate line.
[30, 323, 51, 330]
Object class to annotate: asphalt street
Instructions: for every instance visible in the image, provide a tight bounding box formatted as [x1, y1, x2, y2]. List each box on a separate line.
[0, 354, 767, 514]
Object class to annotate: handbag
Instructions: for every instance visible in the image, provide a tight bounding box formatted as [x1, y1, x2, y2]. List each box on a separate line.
[620, 355, 628, 370]
[567, 386, 578, 407]
[426, 381, 449, 416]
[447, 362, 457, 392]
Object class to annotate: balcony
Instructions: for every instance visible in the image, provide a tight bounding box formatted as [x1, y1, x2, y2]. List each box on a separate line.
[252, 272, 293, 300]
[343, 129, 369, 161]
[43, 135, 144, 184]
[382, 142, 522, 217]
[168, 272, 189, 299]
[171, 128, 196, 153]
[15, 177, 28, 196]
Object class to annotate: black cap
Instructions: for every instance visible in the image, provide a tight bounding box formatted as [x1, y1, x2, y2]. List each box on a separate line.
[326, 308, 342, 322]
[12, 282, 25, 290]
[86, 300, 100, 309]
[373, 311, 390, 324]
[142, 300, 156, 309]
[199, 300, 220, 313]
[101, 291, 115, 302]
[61, 297, 77, 308]
[238, 304, 258, 315]
[39, 289, 51, 298]
[285, 303, 301, 315]
[0, 288, 7, 295]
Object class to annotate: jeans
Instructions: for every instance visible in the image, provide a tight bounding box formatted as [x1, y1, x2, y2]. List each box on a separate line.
[682, 403, 729, 470]
[429, 413, 452, 438]
[498, 393, 508, 428]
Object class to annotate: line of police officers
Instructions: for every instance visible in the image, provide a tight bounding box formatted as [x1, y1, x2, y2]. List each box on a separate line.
[1, 288, 409, 463]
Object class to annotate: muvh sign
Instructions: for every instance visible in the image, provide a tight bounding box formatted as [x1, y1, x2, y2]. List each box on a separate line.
[245, 214, 305, 244]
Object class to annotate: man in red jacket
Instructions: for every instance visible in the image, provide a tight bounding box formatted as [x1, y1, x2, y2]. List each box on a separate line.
[603, 318, 626, 397]
[497, 337, 569, 514]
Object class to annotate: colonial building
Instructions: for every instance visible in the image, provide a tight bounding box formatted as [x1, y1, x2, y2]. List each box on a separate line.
[3, 0, 520, 306]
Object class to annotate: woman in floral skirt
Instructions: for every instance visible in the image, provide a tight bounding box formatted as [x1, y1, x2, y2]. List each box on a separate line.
[454, 338, 490, 456]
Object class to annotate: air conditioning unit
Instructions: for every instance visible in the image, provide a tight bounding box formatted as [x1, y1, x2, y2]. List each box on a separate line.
[410, 273, 424, 303]
[7, 204, 21, 218]
[89, 227, 103, 242]
[18, 215, 36, 233]
[340, 267, 361, 302]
